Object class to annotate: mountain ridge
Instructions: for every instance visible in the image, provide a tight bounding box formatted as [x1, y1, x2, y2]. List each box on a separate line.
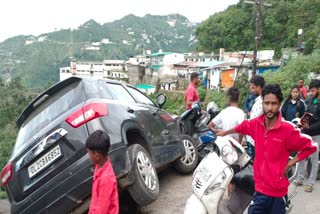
[0, 14, 198, 87]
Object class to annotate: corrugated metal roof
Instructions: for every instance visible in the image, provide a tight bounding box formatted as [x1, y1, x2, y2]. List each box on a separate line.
[196, 61, 226, 68]
[135, 84, 156, 89]
[150, 52, 173, 57]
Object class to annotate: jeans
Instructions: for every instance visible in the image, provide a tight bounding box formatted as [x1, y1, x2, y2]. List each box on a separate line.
[248, 192, 287, 214]
[297, 135, 320, 186]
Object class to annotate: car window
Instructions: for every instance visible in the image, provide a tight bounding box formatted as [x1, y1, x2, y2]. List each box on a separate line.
[98, 80, 113, 99]
[126, 87, 156, 107]
[107, 83, 136, 103]
[14, 81, 85, 156]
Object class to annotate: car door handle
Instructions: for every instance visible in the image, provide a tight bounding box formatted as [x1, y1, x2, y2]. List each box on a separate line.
[127, 108, 134, 113]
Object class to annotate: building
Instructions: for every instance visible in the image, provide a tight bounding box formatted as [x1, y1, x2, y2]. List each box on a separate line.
[126, 55, 151, 85]
[103, 60, 127, 79]
[185, 52, 219, 63]
[150, 51, 185, 77]
[59, 60, 128, 82]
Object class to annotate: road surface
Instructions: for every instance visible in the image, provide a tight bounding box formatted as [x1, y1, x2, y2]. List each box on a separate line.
[1, 168, 320, 214]
[140, 168, 320, 214]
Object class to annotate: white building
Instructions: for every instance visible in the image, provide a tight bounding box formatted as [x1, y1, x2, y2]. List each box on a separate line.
[222, 50, 275, 64]
[185, 52, 219, 63]
[150, 51, 185, 76]
[59, 60, 128, 82]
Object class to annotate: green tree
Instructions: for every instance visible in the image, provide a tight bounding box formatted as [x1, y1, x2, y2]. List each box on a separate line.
[196, 0, 320, 57]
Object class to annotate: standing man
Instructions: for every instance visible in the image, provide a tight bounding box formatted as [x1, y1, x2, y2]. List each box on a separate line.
[246, 75, 265, 158]
[243, 92, 257, 119]
[208, 87, 245, 143]
[184, 72, 200, 110]
[217, 84, 316, 214]
[249, 75, 265, 119]
[295, 79, 320, 192]
[298, 79, 307, 100]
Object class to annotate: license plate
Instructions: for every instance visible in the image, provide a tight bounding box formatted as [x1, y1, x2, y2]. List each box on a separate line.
[28, 145, 62, 178]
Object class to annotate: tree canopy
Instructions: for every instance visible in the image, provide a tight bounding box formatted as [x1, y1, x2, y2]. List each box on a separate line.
[196, 0, 320, 57]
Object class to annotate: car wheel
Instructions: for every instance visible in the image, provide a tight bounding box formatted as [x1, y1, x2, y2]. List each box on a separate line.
[127, 144, 159, 206]
[173, 134, 198, 174]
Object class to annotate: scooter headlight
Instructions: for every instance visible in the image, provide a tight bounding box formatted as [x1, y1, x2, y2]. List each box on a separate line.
[204, 171, 227, 195]
[221, 145, 238, 165]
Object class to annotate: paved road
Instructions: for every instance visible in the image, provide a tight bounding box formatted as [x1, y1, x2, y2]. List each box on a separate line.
[1, 168, 320, 214]
[141, 168, 320, 214]
[0, 199, 10, 214]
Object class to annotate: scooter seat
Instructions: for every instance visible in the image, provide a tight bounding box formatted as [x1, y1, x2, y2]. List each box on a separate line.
[232, 165, 255, 195]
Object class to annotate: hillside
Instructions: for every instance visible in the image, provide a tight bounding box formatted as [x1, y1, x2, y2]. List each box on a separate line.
[0, 14, 198, 87]
[196, 0, 320, 58]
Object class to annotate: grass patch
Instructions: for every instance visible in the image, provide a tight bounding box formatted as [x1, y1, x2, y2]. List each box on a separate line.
[0, 190, 7, 199]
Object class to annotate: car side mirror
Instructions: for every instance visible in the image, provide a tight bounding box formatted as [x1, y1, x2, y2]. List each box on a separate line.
[156, 93, 166, 109]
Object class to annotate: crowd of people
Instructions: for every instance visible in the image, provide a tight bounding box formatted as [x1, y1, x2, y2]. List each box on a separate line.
[79, 72, 319, 214]
[184, 72, 320, 214]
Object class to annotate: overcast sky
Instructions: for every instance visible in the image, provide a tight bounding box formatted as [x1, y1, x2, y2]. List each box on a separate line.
[0, 0, 239, 42]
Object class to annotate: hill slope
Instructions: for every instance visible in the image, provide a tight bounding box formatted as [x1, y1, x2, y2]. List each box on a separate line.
[0, 14, 198, 87]
[196, 0, 320, 57]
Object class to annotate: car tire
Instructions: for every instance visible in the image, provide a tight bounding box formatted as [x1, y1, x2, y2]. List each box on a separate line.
[173, 134, 198, 174]
[306, 157, 320, 180]
[127, 144, 159, 206]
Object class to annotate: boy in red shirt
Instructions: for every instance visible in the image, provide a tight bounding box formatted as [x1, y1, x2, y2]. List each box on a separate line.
[86, 130, 119, 214]
[217, 84, 316, 214]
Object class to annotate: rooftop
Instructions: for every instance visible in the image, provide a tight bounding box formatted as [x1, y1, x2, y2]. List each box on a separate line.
[150, 52, 174, 57]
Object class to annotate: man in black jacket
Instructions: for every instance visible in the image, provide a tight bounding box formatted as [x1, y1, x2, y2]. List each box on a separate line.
[295, 79, 320, 192]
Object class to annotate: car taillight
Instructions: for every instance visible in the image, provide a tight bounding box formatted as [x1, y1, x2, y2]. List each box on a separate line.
[66, 102, 108, 128]
[1, 162, 13, 187]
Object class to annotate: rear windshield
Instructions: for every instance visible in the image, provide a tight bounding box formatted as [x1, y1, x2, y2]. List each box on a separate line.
[13, 81, 85, 156]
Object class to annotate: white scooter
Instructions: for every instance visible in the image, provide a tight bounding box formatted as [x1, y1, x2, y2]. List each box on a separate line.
[184, 133, 298, 214]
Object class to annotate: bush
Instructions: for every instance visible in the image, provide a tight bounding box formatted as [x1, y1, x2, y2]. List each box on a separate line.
[204, 90, 227, 110]
[0, 190, 7, 199]
[149, 90, 185, 115]
[196, 87, 206, 102]
[263, 51, 320, 97]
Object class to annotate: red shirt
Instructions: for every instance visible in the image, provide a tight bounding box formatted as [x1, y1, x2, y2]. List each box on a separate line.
[89, 160, 119, 214]
[300, 86, 307, 99]
[235, 113, 316, 197]
[184, 83, 199, 110]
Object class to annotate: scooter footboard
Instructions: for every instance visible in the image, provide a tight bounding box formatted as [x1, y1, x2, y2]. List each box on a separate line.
[227, 189, 252, 214]
[184, 194, 207, 214]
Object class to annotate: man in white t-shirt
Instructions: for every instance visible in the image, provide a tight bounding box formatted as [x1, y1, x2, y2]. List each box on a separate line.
[208, 87, 245, 143]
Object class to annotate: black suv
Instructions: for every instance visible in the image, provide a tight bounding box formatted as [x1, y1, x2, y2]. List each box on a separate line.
[1, 77, 198, 213]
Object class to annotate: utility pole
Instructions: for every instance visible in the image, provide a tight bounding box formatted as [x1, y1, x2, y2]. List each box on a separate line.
[243, 0, 271, 76]
[296, 12, 308, 52]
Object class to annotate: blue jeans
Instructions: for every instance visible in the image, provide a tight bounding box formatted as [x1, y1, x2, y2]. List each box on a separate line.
[248, 192, 287, 214]
[297, 135, 319, 186]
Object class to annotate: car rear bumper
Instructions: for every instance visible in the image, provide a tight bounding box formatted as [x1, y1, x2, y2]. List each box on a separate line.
[10, 154, 93, 214]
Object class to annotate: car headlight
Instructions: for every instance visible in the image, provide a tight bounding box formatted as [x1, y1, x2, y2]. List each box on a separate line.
[221, 145, 238, 165]
[204, 171, 227, 195]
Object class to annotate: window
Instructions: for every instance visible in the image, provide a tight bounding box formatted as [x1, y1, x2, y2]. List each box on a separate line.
[98, 81, 113, 99]
[14, 81, 85, 156]
[107, 83, 135, 102]
[127, 87, 156, 106]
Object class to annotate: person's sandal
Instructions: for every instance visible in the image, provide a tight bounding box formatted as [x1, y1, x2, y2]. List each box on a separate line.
[304, 185, 313, 192]
[294, 180, 303, 186]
